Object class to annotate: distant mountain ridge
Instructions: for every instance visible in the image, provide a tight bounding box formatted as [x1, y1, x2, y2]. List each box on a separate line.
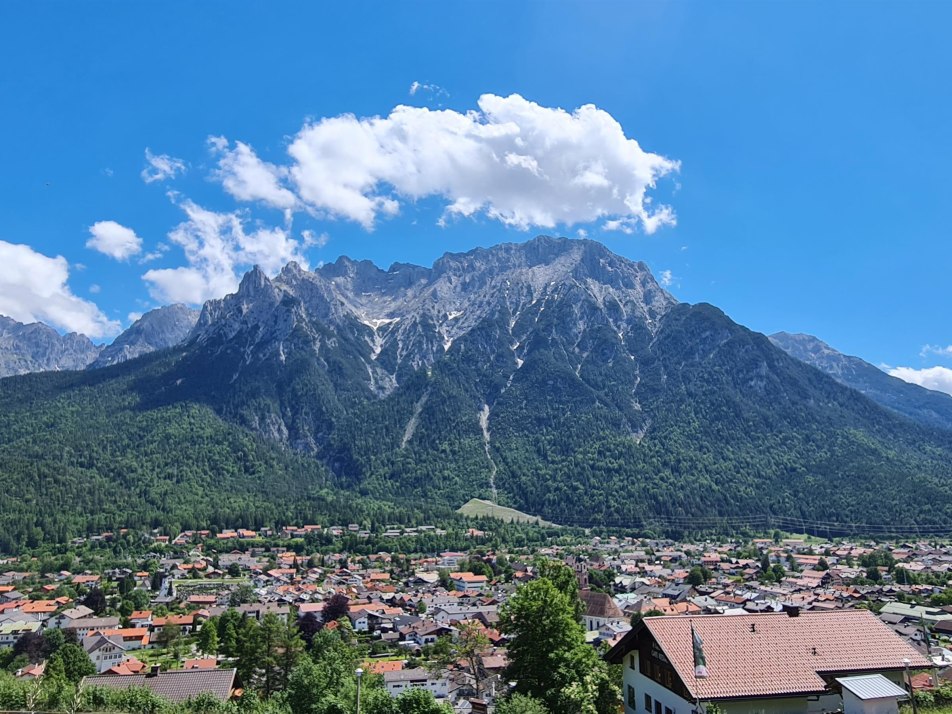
[0, 316, 102, 377]
[769, 331, 952, 431]
[0, 305, 200, 378]
[91, 304, 199, 369]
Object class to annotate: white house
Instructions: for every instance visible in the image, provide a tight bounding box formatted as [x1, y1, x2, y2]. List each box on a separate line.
[348, 611, 369, 632]
[83, 634, 128, 673]
[450, 572, 488, 591]
[384, 668, 449, 699]
[604, 610, 929, 714]
[0, 621, 40, 647]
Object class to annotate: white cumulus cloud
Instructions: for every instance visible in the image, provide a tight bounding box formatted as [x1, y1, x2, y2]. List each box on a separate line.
[888, 366, 952, 396]
[659, 269, 674, 287]
[142, 199, 314, 305]
[216, 94, 678, 234]
[209, 137, 298, 210]
[86, 220, 143, 260]
[0, 241, 120, 338]
[141, 148, 187, 184]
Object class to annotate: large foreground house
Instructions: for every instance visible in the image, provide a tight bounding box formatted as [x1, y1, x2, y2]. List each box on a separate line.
[604, 610, 931, 714]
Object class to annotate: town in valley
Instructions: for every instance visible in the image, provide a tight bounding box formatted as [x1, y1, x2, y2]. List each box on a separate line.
[1, 519, 951, 713]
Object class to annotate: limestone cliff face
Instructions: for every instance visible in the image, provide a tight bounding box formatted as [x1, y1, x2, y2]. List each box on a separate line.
[90, 304, 199, 369]
[0, 316, 102, 377]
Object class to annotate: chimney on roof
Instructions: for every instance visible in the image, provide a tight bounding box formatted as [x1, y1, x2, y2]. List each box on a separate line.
[148, 665, 161, 677]
[783, 604, 801, 617]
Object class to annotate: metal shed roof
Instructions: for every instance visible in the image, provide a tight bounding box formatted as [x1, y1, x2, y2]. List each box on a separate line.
[837, 674, 910, 700]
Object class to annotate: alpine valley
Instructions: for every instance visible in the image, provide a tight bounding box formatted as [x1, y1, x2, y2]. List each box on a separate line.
[2, 236, 951, 549]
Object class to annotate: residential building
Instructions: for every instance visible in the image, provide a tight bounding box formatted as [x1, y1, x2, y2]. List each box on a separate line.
[83, 634, 128, 673]
[384, 668, 450, 699]
[82, 667, 237, 703]
[0, 621, 40, 646]
[605, 610, 930, 714]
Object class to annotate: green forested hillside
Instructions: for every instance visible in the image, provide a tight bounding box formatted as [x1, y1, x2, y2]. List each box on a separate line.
[339, 302, 952, 532]
[0, 354, 454, 551]
[3, 239, 952, 547]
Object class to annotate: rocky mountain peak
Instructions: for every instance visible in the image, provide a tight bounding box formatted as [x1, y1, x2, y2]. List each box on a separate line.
[0, 316, 103, 377]
[238, 265, 274, 295]
[279, 261, 306, 280]
[90, 304, 200, 369]
[188, 236, 680, 396]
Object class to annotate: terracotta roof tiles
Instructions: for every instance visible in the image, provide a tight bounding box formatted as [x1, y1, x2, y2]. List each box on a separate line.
[607, 610, 931, 700]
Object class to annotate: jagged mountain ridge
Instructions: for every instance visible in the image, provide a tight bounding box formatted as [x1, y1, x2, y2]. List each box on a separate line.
[0, 305, 200, 378]
[770, 332, 952, 431]
[3, 235, 952, 539]
[191, 236, 675, 394]
[0, 316, 102, 377]
[91, 304, 199, 369]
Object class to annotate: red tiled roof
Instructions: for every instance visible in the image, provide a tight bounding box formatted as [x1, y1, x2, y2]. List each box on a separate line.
[20, 600, 58, 613]
[184, 658, 219, 670]
[153, 615, 193, 627]
[365, 660, 404, 674]
[607, 610, 931, 700]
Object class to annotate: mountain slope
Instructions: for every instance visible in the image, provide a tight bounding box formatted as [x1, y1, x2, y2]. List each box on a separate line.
[0, 316, 102, 377]
[770, 331, 952, 431]
[91, 304, 199, 369]
[0, 353, 457, 551]
[2, 236, 952, 544]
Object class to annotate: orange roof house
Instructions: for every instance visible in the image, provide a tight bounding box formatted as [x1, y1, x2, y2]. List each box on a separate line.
[98, 628, 150, 648]
[152, 615, 194, 628]
[105, 657, 147, 676]
[20, 600, 58, 614]
[72, 575, 101, 585]
[187, 595, 217, 606]
[183, 657, 219, 670]
[449, 572, 489, 590]
[365, 660, 404, 675]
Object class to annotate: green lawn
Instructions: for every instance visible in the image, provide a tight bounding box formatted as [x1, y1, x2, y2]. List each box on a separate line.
[457, 497, 556, 525]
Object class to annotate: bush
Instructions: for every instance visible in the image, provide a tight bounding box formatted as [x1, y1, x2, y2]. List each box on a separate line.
[914, 690, 936, 708]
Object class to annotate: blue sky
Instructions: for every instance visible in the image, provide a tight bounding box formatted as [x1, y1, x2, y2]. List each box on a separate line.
[1, 2, 951, 391]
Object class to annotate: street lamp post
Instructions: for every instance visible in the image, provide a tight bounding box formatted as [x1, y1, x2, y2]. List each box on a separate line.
[355, 667, 363, 714]
[904, 658, 919, 714]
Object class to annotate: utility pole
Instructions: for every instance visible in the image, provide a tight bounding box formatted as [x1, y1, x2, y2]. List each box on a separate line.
[355, 667, 363, 714]
[904, 658, 919, 714]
